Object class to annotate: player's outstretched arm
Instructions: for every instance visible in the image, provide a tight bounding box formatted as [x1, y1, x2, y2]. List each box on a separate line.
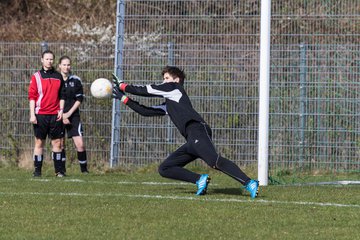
[112, 88, 166, 117]
[112, 73, 173, 98]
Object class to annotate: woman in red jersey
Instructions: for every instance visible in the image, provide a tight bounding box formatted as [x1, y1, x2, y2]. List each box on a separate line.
[28, 50, 66, 177]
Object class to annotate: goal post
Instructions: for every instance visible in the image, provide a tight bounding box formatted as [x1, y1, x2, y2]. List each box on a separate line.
[258, 0, 271, 186]
[110, 0, 126, 168]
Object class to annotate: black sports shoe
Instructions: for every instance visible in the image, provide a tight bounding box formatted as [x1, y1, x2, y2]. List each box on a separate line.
[55, 172, 65, 177]
[33, 171, 41, 177]
[80, 164, 89, 174]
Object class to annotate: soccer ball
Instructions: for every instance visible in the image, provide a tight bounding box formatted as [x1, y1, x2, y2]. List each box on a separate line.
[90, 78, 113, 99]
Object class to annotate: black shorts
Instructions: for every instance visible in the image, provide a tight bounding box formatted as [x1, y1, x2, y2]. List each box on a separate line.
[64, 115, 84, 138]
[33, 114, 64, 140]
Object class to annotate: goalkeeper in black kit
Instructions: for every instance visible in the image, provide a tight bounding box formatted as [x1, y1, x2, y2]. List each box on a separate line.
[112, 66, 259, 198]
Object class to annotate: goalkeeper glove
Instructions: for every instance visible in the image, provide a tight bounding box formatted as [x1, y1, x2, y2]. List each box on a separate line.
[112, 87, 129, 104]
[112, 73, 127, 91]
[112, 73, 123, 87]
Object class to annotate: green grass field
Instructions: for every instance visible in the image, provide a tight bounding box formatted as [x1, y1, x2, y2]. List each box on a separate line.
[0, 167, 359, 240]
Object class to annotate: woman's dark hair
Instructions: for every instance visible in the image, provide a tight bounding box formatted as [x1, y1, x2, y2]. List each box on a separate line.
[59, 55, 71, 64]
[41, 49, 55, 58]
[161, 66, 186, 85]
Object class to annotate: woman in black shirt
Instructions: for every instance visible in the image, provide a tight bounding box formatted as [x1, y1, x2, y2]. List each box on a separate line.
[59, 56, 89, 174]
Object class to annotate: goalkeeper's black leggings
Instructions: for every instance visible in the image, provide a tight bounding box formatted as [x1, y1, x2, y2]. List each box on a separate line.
[158, 121, 251, 185]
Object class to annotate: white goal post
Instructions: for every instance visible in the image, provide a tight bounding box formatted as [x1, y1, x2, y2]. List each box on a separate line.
[258, 0, 271, 186]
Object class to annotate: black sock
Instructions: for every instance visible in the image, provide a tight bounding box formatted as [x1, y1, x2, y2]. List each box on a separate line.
[52, 151, 63, 173]
[33, 155, 43, 173]
[78, 151, 88, 172]
[61, 149, 66, 173]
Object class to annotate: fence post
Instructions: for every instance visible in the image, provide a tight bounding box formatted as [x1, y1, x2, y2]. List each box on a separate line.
[110, 0, 126, 168]
[166, 42, 174, 142]
[299, 44, 307, 165]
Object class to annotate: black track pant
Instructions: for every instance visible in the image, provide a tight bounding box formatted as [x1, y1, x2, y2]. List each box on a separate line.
[158, 122, 251, 185]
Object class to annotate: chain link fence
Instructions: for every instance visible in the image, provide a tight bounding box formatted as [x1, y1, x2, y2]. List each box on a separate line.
[0, 0, 359, 181]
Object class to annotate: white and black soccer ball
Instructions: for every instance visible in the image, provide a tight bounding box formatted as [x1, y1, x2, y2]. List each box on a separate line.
[90, 78, 113, 99]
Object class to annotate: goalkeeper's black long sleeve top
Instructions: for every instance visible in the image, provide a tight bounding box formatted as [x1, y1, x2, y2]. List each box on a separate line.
[122, 82, 205, 138]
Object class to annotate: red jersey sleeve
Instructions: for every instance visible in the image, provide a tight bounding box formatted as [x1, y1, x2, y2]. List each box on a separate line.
[28, 74, 39, 101]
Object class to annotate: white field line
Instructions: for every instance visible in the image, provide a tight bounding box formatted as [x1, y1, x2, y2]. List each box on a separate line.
[1, 178, 359, 208]
[43, 178, 203, 185]
[0, 191, 359, 208]
[290, 181, 360, 186]
[0, 178, 195, 185]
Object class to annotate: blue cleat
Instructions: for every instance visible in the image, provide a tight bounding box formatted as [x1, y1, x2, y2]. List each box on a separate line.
[245, 180, 259, 199]
[196, 174, 210, 195]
